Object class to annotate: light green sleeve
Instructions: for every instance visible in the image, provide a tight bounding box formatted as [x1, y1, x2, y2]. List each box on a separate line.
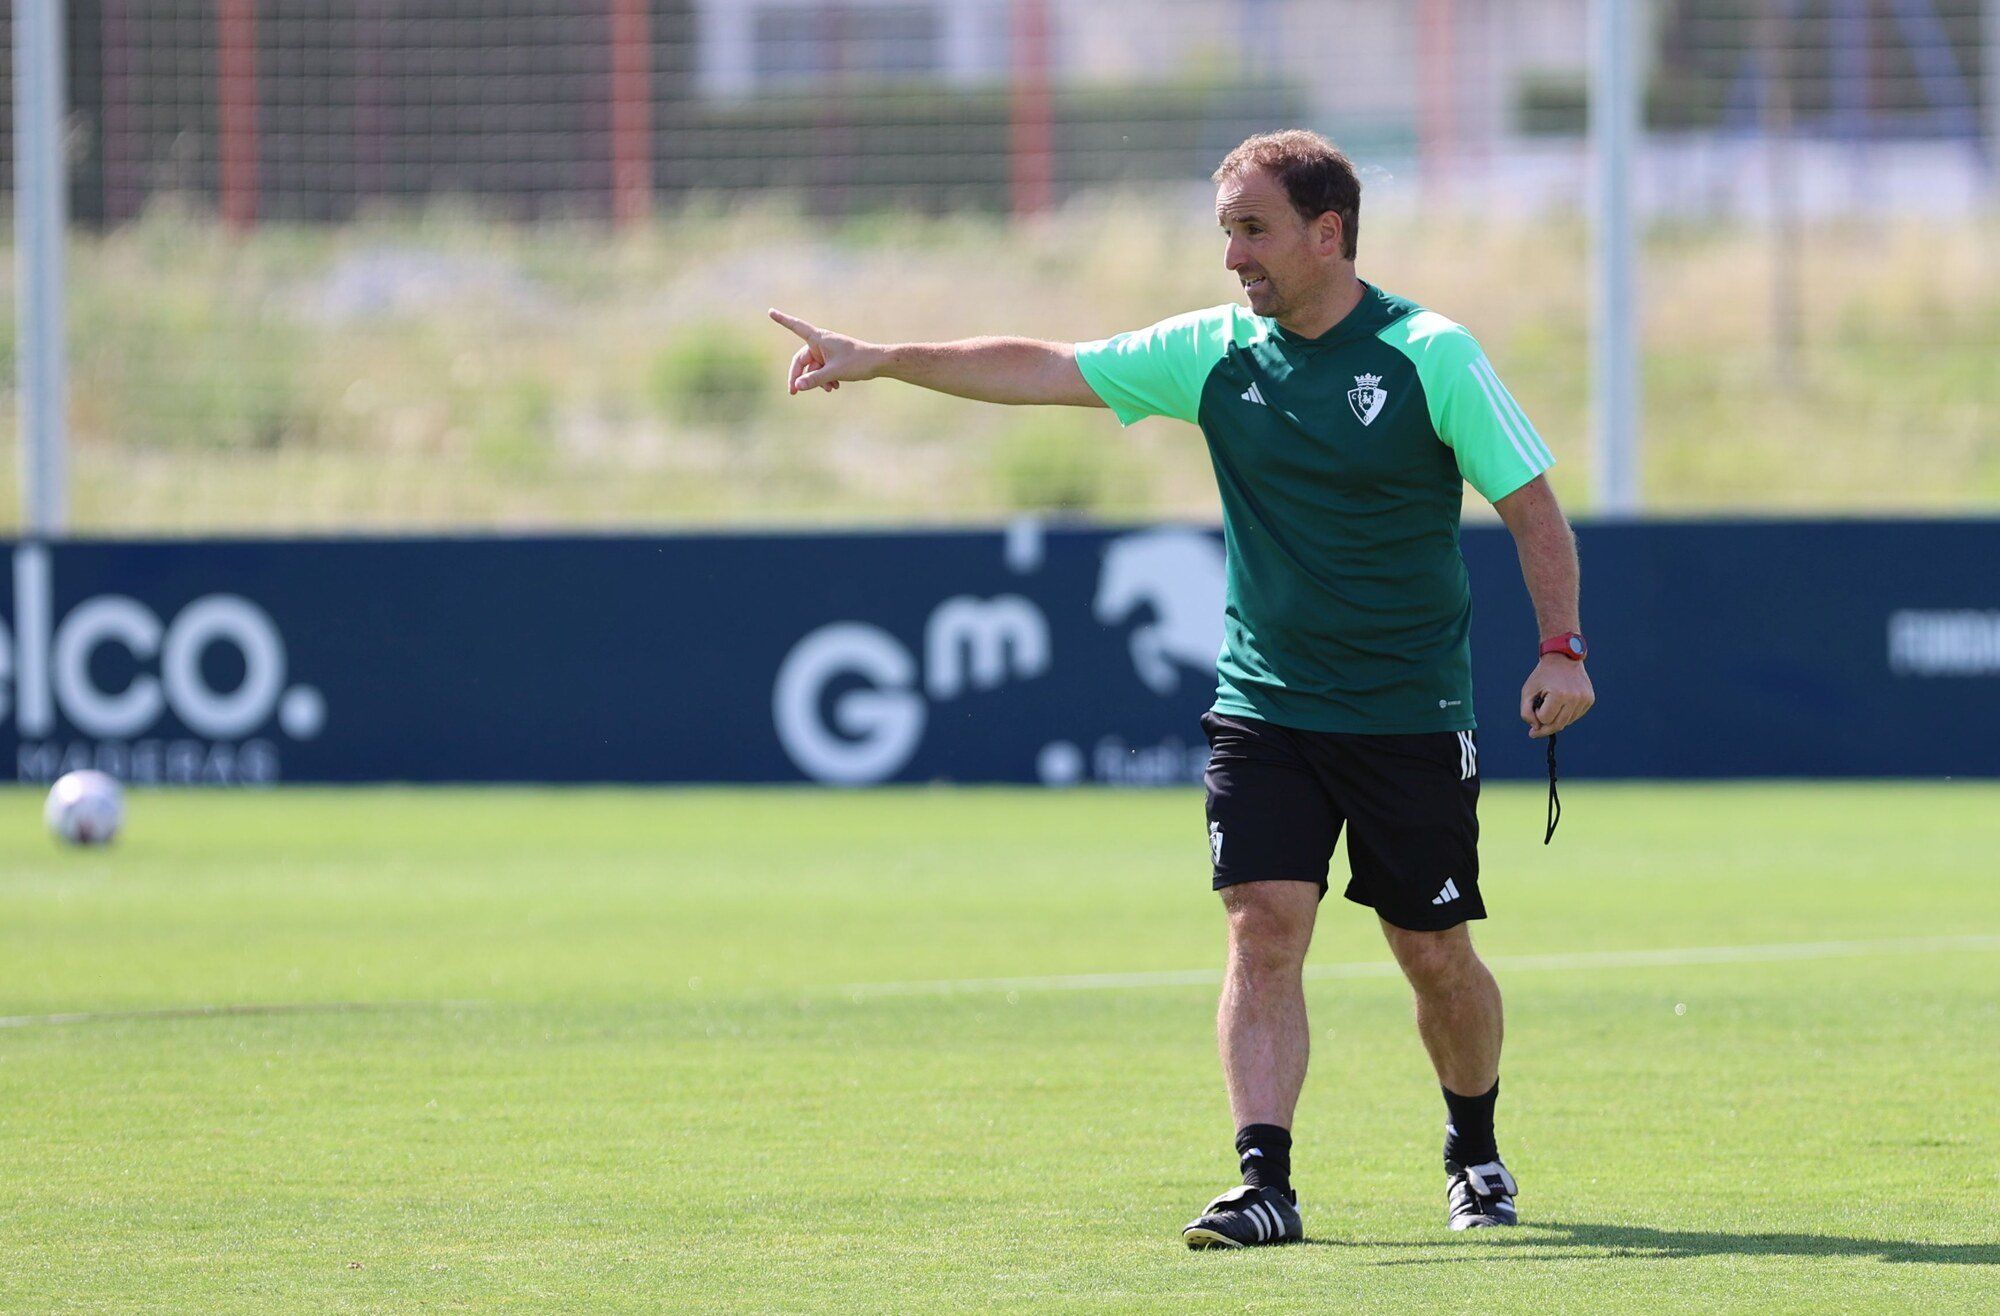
[1074, 305, 1249, 426]
[1380, 310, 1555, 502]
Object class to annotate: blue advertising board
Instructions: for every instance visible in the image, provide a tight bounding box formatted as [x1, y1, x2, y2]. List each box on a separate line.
[1, 520, 1995, 785]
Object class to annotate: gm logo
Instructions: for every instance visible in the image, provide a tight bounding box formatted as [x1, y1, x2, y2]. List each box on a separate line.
[773, 595, 1050, 784]
[770, 526, 1226, 786]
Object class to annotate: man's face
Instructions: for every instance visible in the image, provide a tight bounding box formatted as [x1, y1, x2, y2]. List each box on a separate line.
[1216, 168, 1336, 321]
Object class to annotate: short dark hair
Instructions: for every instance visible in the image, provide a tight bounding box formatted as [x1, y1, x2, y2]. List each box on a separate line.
[1213, 130, 1361, 260]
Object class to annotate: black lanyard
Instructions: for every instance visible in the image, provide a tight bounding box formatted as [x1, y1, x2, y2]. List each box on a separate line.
[1532, 692, 1561, 844]
[1543, 732, 1561, 845]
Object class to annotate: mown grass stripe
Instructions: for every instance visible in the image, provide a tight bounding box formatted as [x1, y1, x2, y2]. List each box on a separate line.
[0, 999, 488, 1030]
[839, 933, 2000, 999]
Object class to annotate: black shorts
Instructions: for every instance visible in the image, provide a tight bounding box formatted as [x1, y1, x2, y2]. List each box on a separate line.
[1200, 711, 1483, 932]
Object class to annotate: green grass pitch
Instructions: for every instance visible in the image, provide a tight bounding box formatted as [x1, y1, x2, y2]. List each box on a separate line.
[1, 783, 1995, 1312]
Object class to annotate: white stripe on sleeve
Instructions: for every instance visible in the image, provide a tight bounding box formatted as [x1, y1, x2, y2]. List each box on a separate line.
[1466, 358, 1550, 476]
[1472, 358, 1555, 467]
[1487, 361, 1555, 466]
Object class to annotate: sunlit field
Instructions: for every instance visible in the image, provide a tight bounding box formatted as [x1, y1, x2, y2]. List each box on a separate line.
[1, 783, 1994, 1312]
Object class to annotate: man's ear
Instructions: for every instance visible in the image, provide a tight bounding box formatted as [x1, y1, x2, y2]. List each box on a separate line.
[1318, 212, 1345, 256]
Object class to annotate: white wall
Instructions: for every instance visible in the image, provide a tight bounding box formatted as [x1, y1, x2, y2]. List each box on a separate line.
[693, 0, 1597, 155]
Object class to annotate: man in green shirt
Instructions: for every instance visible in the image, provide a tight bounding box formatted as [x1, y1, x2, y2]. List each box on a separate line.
[770, 129, 1594, 1246]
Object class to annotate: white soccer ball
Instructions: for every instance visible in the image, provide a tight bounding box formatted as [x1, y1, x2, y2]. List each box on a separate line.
[45, 770, 125, 847]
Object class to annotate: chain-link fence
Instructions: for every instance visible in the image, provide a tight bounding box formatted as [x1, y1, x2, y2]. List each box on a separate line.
[2, 0, 1995, 531]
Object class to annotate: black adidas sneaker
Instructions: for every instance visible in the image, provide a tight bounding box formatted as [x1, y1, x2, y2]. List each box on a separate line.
[1445, 1158, 1518, 1229]
[1181, 1184, 1302, 1249]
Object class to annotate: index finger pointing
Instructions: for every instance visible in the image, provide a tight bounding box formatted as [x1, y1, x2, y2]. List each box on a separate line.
[768, 308, 817, 341]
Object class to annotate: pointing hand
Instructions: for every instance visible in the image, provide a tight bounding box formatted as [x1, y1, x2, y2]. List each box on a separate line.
[768, 309, 883, 395]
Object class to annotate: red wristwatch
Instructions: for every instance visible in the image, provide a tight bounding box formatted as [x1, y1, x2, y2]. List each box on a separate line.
[1539, 631, 1589, 661]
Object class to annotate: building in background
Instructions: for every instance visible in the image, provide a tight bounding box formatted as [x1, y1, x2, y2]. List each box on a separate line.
[1, 0, 1986, 226]
[689, 0, 1593, 173]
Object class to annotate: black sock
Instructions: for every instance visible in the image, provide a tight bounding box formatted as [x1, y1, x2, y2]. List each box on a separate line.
[1442, 1080, 1500, 1168]
[1234, 1123, 1293, 1198]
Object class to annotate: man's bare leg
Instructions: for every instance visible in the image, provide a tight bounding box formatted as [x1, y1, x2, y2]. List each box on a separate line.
[1380, 918, 1518, 1227]
[1179, 879, 1323, 1246]
[1219, 881, 1322, 1128]
[1378, 919, 1502, 1097]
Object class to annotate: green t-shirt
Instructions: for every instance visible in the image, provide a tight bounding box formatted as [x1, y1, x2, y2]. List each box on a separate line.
[1074, 283, 1553, 733]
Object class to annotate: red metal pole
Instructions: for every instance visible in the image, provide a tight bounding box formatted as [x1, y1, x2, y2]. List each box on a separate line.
[1416, 0, 1456, 203]
[216, 0, 260, 229]
[1009, 0, 1053, 218]
[609, 0, 654, 225]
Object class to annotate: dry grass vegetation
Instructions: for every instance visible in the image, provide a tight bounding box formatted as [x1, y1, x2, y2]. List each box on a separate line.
[3, 200, 1994, 532]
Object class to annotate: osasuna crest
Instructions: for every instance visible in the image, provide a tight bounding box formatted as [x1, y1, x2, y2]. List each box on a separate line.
[1347, 373, 1387, 426]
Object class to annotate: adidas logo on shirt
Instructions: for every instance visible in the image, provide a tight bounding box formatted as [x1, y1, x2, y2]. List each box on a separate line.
[1432, 878, 1462, 906]
[1240, 382, 1266, 406]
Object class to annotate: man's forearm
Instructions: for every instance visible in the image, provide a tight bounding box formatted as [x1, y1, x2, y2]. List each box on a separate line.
[1494, 478, 1580, 638]
[1496, 476, 1595, 736]
[1515, 515, 1580, 638]
[874, 338, 1102, 407]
